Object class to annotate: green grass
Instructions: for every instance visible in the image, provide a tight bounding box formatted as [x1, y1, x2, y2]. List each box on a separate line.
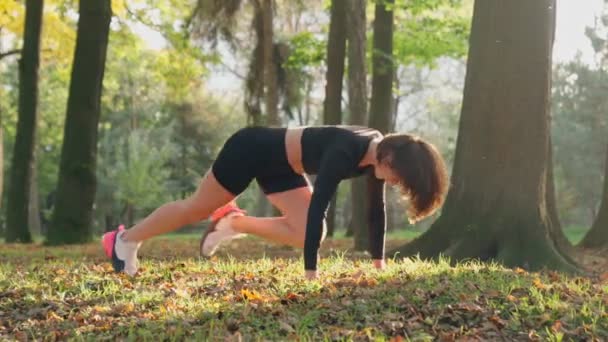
[1, 237, 607, 341]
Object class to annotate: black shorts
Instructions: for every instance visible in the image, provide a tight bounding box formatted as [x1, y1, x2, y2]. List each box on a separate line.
[211, 127, 309, 195]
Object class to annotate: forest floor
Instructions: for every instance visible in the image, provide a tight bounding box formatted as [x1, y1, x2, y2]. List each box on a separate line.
[1, 235, 607, 341]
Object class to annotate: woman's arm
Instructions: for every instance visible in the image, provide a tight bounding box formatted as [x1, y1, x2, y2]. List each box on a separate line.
[367, 173, 387, 267]
[304, 148, 355, 274]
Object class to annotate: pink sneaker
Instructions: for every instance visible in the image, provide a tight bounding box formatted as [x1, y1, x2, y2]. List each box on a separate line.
[200, 203, 246, 257]
[102, 225, 140, 275]
[102, 224, 124, 258]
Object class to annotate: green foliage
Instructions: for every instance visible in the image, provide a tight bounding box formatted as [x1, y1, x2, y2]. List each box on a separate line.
[1, 238, 607, 340]
[108, 128, 175, 210]
[393, 0, 464, 14]
[551, 4, 608, 227]
[284, 32, 325, 71]
[551, 61, 608, 226]
[393, 0, 471, 66]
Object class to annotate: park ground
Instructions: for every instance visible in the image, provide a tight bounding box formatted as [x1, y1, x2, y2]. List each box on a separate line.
[1, 230, 607, 341]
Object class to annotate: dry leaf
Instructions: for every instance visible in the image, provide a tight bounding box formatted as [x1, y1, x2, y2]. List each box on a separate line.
[533, 278, 547, 290]
[551, 320, 562, 332]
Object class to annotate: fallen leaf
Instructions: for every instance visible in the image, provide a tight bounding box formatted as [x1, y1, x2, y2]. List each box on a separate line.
[551, 320, 562, 332]
[240, 288, 263, 302]
[358, 277, 378, 287]
[46, 311, 63, 322]
[486, 290, 501, 297]
[548, 271, 560, 282]
[533, 278, 547, 290]
[528, 329, 540, 341]
[438, 332, 456, 342]
[489, 315, 505, 329]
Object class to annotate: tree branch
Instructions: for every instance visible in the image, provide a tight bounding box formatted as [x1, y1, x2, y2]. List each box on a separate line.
[0, 49, 21, 60]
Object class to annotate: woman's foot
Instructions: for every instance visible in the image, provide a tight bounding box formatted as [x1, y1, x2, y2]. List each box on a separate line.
[200, 203, 246, 257]
[102, 225, 141, 276]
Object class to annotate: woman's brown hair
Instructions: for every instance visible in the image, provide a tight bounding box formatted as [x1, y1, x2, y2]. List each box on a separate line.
[376, 134, 449, 223]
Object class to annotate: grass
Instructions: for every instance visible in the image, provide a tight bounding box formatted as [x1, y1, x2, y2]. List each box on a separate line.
[1, 236, 607, 341]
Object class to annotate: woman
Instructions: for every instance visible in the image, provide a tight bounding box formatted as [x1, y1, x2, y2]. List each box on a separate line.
[102, 125, 448, 280]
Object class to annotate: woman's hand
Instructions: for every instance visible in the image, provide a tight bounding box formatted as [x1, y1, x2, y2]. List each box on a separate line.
[373, 259, 386, 270]
[305, 270, 319, 280]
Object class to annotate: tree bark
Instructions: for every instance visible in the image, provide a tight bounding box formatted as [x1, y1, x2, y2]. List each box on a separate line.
[5, 0, 44, 243]
[28, 160, 42, 237]
[359, 0, 394, 251]
[368, 0, 394, 134]
[390, 0, 577, 272]
[322, 0, 347, 238]
[547, 133, 574, 254]
[47, 0, 112, 245]
[0, 30, 4, 221]
[580, 145, 608, 248]
[345, 0, 369, 248]
[262, 0, 279, 126]
[245, 0, 264, 126]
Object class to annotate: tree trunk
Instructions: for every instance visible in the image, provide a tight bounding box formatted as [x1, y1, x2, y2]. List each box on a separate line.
[359, 0, 394, 251]
[322, 0, 347, 238]
[5, 0, 44, 243]
[345, 0, 369, 248]
[262, 0, 279, 126]
[544, 0, 575, 255]
[390, 0, 577, 272]
[547, 134, 574, 253]
[245, 1, 264, 125]
[0, 120, 3, 215]
[47, 0, 112, 245]
[28, 160, 42, 237]
[368, 0, 394, 134]
[0, 31, 4, 221]
[580, 145, 608, 248]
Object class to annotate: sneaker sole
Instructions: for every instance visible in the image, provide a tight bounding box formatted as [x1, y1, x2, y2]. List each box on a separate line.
[200, 209, 245, 258]
[199, 219, 220, 258]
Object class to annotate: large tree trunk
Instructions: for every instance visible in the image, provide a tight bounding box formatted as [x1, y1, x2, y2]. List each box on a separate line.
[262, 0, 279, 126]
[47, 0, 112, 245]
[245, 1, 264, 126]
[0, 31, 4, 222]
[359, 0, 393, 250]
[579, 145, 608, 248]
[545, 0, 574, 254]
[390, 0, 577, 272]
[322, 0, 347, 238]
[5, 0, 44, 243]
[345, 0, 368, 245]
[368, 0, 394, 134]
[547, 134, 574, 254]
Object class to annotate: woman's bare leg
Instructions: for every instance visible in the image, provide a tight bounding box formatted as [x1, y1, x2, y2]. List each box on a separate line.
[122, 170, 235, 242]
[231, 185, 322, 249]
[232, 216, 303, 248]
